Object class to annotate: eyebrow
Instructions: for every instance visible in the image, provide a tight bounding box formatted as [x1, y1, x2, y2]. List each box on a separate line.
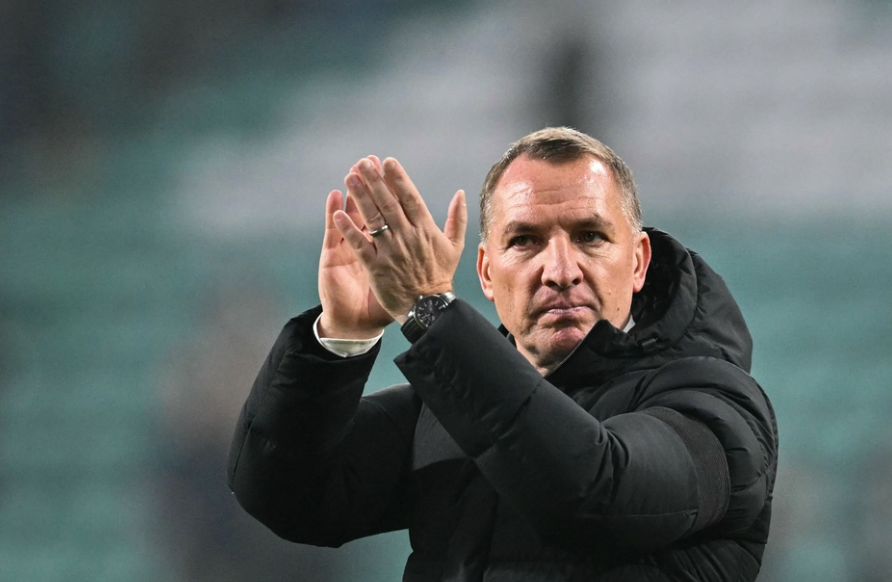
[501, 216, 615, 237]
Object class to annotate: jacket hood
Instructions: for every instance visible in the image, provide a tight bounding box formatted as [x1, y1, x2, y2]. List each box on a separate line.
[547, 228, 753, 389]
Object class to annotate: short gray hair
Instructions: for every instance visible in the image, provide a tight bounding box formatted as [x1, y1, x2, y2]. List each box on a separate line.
[480, 127, 642, 241]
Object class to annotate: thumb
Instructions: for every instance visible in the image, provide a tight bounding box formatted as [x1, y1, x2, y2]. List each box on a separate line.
[444, 189, 468, 250]
[322, 190, 345, 247]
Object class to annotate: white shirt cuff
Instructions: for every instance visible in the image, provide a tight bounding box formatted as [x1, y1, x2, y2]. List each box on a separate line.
[313, 313, 383, 358]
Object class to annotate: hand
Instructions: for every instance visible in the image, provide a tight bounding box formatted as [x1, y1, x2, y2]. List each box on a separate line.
[333, 156, 467, 323]
[317, 177, 394, 339]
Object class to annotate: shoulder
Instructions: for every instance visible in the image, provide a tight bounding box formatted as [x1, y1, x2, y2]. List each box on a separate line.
[637, 357, 770, 417]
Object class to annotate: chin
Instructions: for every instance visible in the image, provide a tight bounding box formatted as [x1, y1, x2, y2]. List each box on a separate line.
[547, 328, 587, 354]
[521, 325, 588, 367]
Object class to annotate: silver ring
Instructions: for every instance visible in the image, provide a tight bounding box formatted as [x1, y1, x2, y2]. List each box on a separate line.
[368, 224, 390, 238]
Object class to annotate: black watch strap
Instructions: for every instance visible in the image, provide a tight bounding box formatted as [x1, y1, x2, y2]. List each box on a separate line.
[401, 317, 426, 344]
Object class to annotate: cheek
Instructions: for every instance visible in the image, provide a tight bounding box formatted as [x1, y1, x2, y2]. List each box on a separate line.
[601, 260, 637, 306]
[586, 261, 627, 302]
[492, 278, 517, 312]
[490, 273, 530, 325]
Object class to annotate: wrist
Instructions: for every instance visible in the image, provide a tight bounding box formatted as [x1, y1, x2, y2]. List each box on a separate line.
[317, 313, 385, 340]
[391, 284, 454, 325]
[401, 291, 457, 343]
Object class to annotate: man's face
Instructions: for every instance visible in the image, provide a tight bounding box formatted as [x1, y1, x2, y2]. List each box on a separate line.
[477, 155, 651, 374]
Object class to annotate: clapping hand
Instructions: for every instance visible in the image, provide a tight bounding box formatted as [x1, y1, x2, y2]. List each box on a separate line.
[318, 155, 467, 338]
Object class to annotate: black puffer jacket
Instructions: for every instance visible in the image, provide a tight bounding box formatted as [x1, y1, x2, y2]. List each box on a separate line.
[228, 229, 778, 581]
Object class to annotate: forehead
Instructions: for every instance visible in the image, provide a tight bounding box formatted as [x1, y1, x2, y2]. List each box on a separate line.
[490, 155, 621, 224]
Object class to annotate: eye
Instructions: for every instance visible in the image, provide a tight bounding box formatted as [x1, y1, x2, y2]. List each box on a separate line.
[508, 234, 535, 248]
[577, 231, 604, 244]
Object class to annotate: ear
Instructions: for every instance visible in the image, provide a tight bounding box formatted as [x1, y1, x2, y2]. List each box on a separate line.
[477, 243, 496, 302]
[632, 231, 652, 293]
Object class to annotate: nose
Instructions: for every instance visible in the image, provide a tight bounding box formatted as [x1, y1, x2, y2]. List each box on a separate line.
[541, 236, 583, 290]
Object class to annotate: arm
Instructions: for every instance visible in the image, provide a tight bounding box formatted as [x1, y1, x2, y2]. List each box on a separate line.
[227, 307, 422, 545]
[396, 301, 776, 551]
[228, 157, 434, 545]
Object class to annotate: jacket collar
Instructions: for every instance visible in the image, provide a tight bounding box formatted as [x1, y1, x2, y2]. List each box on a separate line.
[530, 228, 753, 391]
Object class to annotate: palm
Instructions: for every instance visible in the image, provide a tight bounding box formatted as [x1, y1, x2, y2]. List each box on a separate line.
[318, 191, 392, 336]
[320, 238, 389, 326]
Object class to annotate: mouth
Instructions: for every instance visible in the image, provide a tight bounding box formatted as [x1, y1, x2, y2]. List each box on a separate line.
[537, 304, 589, 320]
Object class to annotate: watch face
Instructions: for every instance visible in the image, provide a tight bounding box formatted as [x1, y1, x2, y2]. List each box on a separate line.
[413, 295, 451, 329]
[415, 296, 445, 329]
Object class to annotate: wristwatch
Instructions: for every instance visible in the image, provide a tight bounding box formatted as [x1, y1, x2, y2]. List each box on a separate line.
[401, 291, 457, 343]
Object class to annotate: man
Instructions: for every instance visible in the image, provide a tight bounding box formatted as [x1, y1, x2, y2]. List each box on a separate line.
[228, 127, 778, 581]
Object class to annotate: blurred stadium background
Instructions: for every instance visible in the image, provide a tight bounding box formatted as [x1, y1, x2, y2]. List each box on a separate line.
[2, 0, 892, 580]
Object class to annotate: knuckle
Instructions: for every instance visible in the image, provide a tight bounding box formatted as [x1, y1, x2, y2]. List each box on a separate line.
[379, 199, 400, 214]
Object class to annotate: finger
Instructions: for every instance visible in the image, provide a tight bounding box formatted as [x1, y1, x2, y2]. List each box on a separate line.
[367, 155, 384, 173]
[324, 190, 341, 228]
[444, 189, 468, 250]
[344, 191, 365, 229]
[346, 192, 383, 243]
[345, 171, 390, 233]
[333, 209, 376, 264]
[351, 156, 383, 175]
[356, 158, 406, 226]
[323, 190, 345, 248]
[381, 157, 430, 227]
